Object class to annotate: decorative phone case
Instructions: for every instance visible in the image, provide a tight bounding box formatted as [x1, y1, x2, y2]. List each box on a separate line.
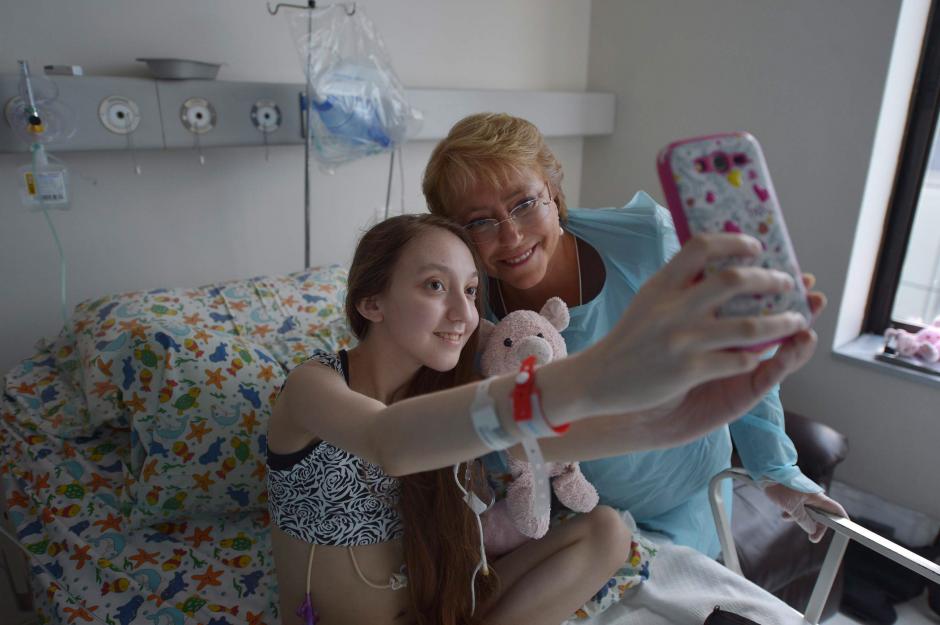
[657, 132, 812, 325]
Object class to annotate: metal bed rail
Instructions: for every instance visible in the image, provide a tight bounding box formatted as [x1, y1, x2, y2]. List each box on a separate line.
[709, 467, 940, 624]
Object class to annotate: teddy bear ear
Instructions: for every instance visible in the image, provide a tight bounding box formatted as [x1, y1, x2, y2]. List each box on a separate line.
[539, 296, 570, 332]
[479, 319, 496, 346]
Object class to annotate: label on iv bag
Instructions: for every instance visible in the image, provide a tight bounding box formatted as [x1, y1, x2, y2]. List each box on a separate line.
[21, 169, 69, 208]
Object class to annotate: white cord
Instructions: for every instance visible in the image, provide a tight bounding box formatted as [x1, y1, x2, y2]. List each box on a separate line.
[40, 206, 69, 334]
[305, 542, 315, 596]
[453, 462, 492, 615]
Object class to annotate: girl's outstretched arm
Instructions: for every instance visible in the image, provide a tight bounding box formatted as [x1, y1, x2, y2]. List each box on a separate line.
[276, 233, 810, 477]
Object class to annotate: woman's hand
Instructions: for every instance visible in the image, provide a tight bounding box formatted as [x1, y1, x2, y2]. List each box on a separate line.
[763, 484, 847, 542]
[579, 233, 810, 417]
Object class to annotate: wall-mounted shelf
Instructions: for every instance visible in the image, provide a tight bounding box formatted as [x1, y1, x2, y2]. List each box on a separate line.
[0, 74, 615, 153]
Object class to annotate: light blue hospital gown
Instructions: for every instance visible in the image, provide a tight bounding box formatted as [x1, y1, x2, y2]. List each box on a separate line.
[487, 191, 822, 558]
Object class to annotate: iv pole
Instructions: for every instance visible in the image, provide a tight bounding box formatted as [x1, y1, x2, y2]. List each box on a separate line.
[267, 1, 357, 269]
[303, 6, 312, 269]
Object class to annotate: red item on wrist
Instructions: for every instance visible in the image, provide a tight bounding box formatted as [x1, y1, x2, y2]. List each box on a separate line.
[512, 355, 569, 435]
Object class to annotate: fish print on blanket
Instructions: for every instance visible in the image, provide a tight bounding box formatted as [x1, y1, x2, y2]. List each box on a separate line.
[0, 267, 354, 624]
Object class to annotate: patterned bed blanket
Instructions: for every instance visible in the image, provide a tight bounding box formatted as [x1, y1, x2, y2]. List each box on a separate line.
[1, 264, 800, 625]
[0, 267, 354, 625]
[565, 536, 805, 625]
[1, 418, 277, 625]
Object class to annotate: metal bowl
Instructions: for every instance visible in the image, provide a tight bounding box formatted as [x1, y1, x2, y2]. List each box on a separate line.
[136, 58, 222, 80]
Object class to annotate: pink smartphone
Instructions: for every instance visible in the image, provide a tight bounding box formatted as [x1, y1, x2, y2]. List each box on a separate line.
[657, 132, 812, 334]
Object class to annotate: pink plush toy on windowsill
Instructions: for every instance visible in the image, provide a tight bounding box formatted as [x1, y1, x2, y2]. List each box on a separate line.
[478, 297, 599, 557]
[885, 315, 940, 363]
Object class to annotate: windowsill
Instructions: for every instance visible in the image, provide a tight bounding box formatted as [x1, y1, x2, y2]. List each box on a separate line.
[834, 333, 940, 389]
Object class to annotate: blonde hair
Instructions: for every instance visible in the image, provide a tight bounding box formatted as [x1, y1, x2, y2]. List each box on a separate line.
[422, 113, 567, 221]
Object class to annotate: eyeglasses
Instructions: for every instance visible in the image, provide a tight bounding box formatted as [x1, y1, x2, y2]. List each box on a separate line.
[462, 183, 552, 243]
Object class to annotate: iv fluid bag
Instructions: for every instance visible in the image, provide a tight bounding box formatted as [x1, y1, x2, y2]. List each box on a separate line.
[313, 63, 393, 148]
[288, 5, 422, 170]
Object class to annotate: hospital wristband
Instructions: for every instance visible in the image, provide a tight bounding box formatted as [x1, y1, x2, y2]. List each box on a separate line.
[512, 356, 569, 438]
[470, 377, 516, 451]
[512, 356, 555, 518]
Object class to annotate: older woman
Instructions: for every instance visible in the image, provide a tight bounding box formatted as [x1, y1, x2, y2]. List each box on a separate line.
[422, 112, 844, 557]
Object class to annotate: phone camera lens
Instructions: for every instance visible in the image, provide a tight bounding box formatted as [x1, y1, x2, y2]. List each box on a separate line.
[712, 152, 730, 173]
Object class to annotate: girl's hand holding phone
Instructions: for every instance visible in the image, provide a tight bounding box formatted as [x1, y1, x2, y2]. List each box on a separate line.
[657, 132, 814, 335]
[573, 231, 813, 422]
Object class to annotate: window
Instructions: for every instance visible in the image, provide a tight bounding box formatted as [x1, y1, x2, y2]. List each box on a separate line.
[866, 3, 940, 340]
[891, 125, 940, 326]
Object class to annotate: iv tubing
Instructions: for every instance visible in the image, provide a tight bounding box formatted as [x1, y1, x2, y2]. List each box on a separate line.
[31, 144, 70, 333]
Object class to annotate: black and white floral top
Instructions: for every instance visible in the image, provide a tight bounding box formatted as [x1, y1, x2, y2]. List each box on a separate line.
[266, 350, 404, 545]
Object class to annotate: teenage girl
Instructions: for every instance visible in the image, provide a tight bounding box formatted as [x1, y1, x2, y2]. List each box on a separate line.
[266, 213, 816, 625]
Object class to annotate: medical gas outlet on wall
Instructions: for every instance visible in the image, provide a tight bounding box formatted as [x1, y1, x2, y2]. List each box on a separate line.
[180, 97, 216, 133]
[98, 96, 141, 134]
[0, 74, 615, 153]
[250, 99, 281, 133]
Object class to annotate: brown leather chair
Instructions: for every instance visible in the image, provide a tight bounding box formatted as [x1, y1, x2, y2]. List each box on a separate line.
[730, 411, 849, 619]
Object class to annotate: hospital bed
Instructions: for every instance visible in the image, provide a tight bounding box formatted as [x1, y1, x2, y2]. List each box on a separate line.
[560, 472, 939, 625]
[710, 468, 940, 624]
[2, 264, 938, 625]
[0, 265, 354, 625]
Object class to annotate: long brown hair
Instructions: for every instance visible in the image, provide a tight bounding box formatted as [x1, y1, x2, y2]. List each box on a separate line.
[345, 214, 498, 625]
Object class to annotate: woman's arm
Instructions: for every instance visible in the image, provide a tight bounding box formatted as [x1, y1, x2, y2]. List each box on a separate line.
[279, 233, 811, 477]
[728, 273, 831, 490]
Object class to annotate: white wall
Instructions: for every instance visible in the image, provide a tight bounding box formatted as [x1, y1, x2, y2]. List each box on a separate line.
[582, 0, 940, 520]
[0, 0, 591, 374]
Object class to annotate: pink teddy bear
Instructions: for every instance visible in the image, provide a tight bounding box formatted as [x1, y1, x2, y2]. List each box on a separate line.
[478, 296, 599, 557]
[885, 315, 940, 363]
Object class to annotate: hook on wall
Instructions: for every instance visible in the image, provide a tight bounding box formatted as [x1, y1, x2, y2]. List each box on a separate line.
[266, 1, 356, 16]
